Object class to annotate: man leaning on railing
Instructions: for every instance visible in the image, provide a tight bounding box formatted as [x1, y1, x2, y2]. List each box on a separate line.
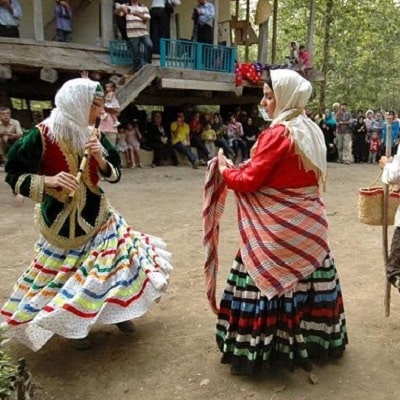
[0, 0, 22, 38]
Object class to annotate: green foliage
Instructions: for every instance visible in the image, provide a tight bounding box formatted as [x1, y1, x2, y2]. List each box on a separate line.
[0, 330, 18, 400]
[245, 0, 400, 111]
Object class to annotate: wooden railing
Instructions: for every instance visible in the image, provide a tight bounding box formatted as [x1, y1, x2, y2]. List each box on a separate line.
[159, 39, 236, 73]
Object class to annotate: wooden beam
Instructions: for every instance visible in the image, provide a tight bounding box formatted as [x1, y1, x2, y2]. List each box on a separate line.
[0, 40, 126, 74]
[161, 78, 236, 92]
[101, 0, 114, 48]
[33, 0, 44, 41]
[116, 64, 160, 110]
[160, 68, 235, 83]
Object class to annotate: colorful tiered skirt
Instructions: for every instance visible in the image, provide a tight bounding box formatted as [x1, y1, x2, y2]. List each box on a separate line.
[216, 254, 347, 375]
[1, 209, 172, 351]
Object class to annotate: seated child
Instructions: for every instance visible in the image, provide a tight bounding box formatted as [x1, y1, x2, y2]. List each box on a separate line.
[116, 125, 135, 168]
[201, 121, 217, 158]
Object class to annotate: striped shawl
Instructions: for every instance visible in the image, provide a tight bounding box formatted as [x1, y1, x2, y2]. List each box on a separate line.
[203, 158, 329, 314]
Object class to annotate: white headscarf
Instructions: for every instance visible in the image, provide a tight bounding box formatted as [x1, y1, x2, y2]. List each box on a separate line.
[44, 78, 101, 154]
[269, 69, 327, 182]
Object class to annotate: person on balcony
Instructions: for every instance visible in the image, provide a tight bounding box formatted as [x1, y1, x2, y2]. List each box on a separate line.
[115, 1, 129, 40]
[192, 0, 215, 44]
[150, 0, 180, 54]
[0, 0, 23, 38]
[116, 0, 153, 73]
[55, 0, 72, 42]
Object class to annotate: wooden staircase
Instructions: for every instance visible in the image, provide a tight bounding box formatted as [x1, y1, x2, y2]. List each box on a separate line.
[115, 64, 160, 110]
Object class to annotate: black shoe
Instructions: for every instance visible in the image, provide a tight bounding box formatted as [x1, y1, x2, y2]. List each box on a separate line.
[70, 337, 92, 350]
[230, 365, 247, 376]
[116, 320, 136, 333]
[392, 276, 400, 291]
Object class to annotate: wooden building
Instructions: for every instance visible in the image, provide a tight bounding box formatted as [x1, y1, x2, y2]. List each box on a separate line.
[1, 0, 269, 127]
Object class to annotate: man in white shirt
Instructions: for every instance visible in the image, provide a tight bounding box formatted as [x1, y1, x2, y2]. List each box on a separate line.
[116, 0, 153, 73]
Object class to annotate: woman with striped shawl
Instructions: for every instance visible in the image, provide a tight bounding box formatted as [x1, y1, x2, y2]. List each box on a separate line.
[1, 78, 172, 351]
[203, 69, 347, 376]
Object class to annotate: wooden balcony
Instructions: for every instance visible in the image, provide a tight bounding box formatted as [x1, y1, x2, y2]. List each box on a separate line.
[0, 37, 263, 109]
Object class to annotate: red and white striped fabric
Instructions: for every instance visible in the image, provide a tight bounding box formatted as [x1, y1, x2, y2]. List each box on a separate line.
[203, 158, 329, 313]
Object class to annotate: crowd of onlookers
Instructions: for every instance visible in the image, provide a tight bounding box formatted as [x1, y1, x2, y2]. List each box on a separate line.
[114, 107, 263, 169]
[310, 103, 398, 165]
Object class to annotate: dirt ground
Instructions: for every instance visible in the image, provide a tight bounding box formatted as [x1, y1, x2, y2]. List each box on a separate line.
[1, 161, 400, 400]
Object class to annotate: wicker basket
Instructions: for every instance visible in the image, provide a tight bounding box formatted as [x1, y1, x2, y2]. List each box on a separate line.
[358, 186, 400, 226]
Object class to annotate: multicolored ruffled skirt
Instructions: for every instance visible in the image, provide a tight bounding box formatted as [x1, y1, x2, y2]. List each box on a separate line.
[216, 254, 347, 375]
[1, 209, 172, 351]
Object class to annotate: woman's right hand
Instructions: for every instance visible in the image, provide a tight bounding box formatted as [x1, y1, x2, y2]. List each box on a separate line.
[217, 148, 228, 175]
[44, 172, 79, 192]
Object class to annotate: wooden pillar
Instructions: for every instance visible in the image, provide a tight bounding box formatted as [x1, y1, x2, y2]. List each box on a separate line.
[213, 0, 219, 45]
[32, 0, 44, 41]
[244, 0, 250, 62]
[101, 0, 114, 48]
[258, 21, 268, 64]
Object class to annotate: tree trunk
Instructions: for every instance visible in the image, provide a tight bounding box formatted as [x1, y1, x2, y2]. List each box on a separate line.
[319, 0, 334, 113]
[306, 0, 316, 66]
[271, 0, 278, 63]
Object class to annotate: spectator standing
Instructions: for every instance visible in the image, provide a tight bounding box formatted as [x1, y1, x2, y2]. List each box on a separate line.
[116, 0, 153, 73]
[192, 0, 215, 44]
[55, 0, 72, 42]
[381, 110, 400, 157]
[365, 109, 374, 132]
[170, 112, 198, 169]
[368, 132, 380, 164]
[0, 0, 22, 38]
[115, 1, 129, 40]
[352, 115, 367, 163]
[0, 106, 23, 165]
[335, 102, 353, 164]
[150, 0, 180, 54]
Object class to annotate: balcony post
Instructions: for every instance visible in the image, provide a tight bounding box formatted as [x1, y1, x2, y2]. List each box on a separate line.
[32, 0, 44, 41]
[101, 0, 114, 47]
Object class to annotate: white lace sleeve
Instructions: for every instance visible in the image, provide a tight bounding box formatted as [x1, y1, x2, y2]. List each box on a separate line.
[382, 154, 400, 184]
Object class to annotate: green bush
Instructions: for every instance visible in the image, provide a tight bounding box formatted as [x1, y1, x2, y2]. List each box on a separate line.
[0, 330, 18, 400]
